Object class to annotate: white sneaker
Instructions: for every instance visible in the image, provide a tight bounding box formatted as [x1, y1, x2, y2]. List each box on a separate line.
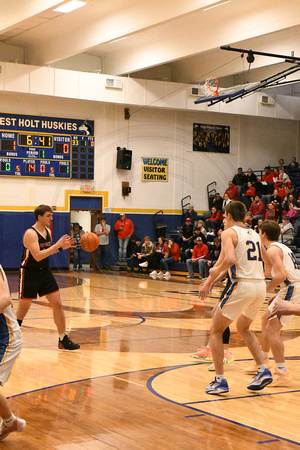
[149, 270, 157, 279]
[164, 271, 171, 280]
[139, 261, 148, 267]
[157, 271, 164, 280]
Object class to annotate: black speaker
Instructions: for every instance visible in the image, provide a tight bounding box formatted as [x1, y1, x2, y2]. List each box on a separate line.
[116, 147, 132, 170]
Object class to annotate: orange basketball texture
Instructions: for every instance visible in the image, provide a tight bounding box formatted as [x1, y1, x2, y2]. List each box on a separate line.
[80, 232, 99, 252]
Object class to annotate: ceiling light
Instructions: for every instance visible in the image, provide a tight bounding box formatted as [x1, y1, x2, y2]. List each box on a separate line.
[203, 1, 230, 11]
[54, 1, 87, 13]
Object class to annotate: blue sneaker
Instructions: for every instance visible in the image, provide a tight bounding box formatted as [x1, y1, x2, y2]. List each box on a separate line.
[247, 368, 273, 391]
[205, 377, 229, 395]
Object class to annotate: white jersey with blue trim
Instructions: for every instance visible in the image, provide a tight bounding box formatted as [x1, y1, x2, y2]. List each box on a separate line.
[270, 242, 300, 285]
[229, 226, 264, 280]
[0, 265, 20, 336]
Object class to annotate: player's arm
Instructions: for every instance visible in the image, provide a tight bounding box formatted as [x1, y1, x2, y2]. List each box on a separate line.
[265, 246, 286, 292]
[199, 270, 228, 300]
[261, 244, 272, 278]
[268, 300, 300, 318]
[24, 229, 74, 262]
[0, 271, 12, 312]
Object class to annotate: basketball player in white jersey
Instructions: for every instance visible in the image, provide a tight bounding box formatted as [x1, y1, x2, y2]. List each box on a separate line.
[256, 220, 300, 386]
[200, 201, 273, 394]
[0, 266, 26, 440]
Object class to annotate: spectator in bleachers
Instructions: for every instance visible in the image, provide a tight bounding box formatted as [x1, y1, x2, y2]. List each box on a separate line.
[285, 184, 295, 201]
[279, 215, 294, 245]
[261, 165, 275, 194]
[232, 167, 247, 199]
[179, 217, 194, 250]
[286, 196, 300, 224]
[278, 158, 285, 167]
[249, 195, 265, 225]
[147, 237, 169, 279]
[288, 156, 299, 169]
[242, 181, 256, 209]
[158, 238, 181, 280]
[270, 189, 283, 221]
[197, 237, 222, 279]
[278, 182, 287, 201]
[209, 192, 223, 211]
[222, 192, 231, 212]
[186, 237, 209, 279]
[244, 211, 253, 228]
[283, 193, 297, 214]
[195, 220, 207, 240]
[265, 203, 276, 221]
[277, 167, 291, 187]
[137, 236, 156, 268]
[206, 206, 223, 230]
[245, 168, 258, 184]
[185, 226, 208, 260]
[183, 205, 198, 226]
[224, 181, 238, 201]
[253, 218, 263, 234]
[127, 237, 143, 272]
[272, 167, 279, 183]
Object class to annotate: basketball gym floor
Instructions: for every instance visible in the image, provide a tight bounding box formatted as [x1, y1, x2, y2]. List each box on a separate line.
[4, 268, 300, 449]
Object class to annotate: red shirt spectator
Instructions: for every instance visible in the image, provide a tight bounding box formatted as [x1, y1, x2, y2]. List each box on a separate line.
[191, 240, 209, 260]
[114, 214, 134, 238]
[262, 166, 275, 183]
[224, 181, 238, 200]
[249, 196, 265, 216]
[245, 185, 256, 197]
[206, 208, 223, 223]
[167, 240, 181, 261]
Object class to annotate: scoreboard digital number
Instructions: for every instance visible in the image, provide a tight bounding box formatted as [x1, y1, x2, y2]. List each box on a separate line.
[0, 113, 95, 179]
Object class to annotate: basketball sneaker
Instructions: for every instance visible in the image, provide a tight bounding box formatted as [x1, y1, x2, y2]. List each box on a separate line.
[247, 368, 273, 391]
[268, 368, 292, 387]
[244, 358, 272, 374]
[163, 271, 171, 280]
[149, 270, 157, 279]
[58, 335, 80, 351]
[190, 346, 212, 360]
[205, 377, 229, 395]
[139, 261, 148, 267]
[207, 350, 234, 371]
[0, 418, 26, 441]
[157, 271, 164, 280]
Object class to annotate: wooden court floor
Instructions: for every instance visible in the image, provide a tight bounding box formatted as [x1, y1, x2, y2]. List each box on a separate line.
[3, 268, 300, 449]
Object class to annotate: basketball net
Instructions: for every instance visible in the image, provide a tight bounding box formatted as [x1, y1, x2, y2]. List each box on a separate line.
[204, 75, 219, 97]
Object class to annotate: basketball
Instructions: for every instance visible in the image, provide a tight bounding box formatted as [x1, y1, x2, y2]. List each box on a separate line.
[80, 232, 99, 252]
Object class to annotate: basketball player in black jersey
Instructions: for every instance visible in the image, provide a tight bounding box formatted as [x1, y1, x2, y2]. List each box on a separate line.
[17, 205, 80, 350]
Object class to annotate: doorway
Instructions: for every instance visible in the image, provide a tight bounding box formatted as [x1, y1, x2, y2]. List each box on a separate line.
[70, 196, 103, 269]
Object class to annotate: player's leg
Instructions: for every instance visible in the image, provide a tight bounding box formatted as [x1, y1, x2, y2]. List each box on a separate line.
[16, 299, 32, 326]
[46, 291, 80, 350]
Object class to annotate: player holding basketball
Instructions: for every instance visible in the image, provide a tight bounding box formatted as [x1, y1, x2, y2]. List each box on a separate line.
[200, 201, 272, 394]
[0, 265, 26, 440]
[17, 205, 80, 350]
[252, 220, 300, 386]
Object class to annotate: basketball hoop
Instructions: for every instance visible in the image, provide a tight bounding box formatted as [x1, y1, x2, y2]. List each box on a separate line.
[205, 75, 219, 97]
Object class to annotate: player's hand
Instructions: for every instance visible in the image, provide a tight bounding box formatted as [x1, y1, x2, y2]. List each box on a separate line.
[267, 294, 277, 305]
[268, 300, 294, 318]
[199, 279, 212, 300]
[57, 235, 75, 250]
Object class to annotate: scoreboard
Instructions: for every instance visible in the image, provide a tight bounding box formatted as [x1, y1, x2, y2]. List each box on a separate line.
[0, 113, 95, 179]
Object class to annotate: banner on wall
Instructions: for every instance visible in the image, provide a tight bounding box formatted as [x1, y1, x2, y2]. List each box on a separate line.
[193, 123, 230, 153]
[141, 157, 168, 182]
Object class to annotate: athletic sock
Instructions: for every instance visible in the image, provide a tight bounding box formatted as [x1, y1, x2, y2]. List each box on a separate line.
[3, 414, 15, 428]
[261, 350, 269, 360]
[276, 362, 286, 373]
[216, 375, 224, 382]
[17, 319, 22, 327]
[59, 333, 67, 341]
[257, 364, 266, 372]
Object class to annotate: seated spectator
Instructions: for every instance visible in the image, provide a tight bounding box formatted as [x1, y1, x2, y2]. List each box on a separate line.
[206, 206, 223, 230]
[244, 211, 253, 228]
[224, 181, 238, 201]
[283, 193, 297, 214]
[183, 205, 198, 226]
[186, 237, 209, 279]
[260, 166, 275, 194]
[185, 226, 208, 260]
[232, 167, 247, 199]
[288, 156, 299, 169]
[137, 236, 156, 268]
[179, 217, 194, 250]
[158, 238, 180, 280]
[272, 167, 280, 183]
[209, 192, 223, 211]
[275, 167, 291, 188]
[265, 203, 276, 221]
[249, 195, 265, 225]
[148, 237, 169, 279]
[253, 218, 263, 234]
[197, 237, 221, 279]
[278, 182, 287, 201]
[245, 168, 258, 184]
[195, 220, 207, 239]
[286, 200, 300, 224]
[127, 237, 143, 272]
[242, 181, 256, 210]
[222, 192, 231, 212]
[270, 189, 282, 221]
[285, 184, 295, 201]
[278, 158, 285, 167]
[279, 215, 294, 245]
